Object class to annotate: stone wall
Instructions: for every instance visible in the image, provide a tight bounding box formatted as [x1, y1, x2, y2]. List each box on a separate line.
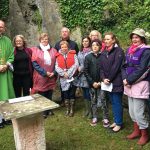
[6, 0, 81, 47]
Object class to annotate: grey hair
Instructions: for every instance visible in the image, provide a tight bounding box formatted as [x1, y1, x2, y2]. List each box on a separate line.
[13, 35, 27, 47]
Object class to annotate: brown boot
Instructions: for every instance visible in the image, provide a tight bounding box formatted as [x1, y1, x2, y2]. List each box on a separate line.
[65, 99, 70, 116]
[127, 122, 141, 140]
[137, 129, 149, 145]
[69, 99, 75, 117]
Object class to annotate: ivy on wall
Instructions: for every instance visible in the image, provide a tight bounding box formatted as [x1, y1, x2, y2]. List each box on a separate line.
[1, 0, 150, 46]
[56, 0, 150, 46]
[0, 0, 9, 20]
[32, 9, 42, 32]
[56, 0, 104, 34]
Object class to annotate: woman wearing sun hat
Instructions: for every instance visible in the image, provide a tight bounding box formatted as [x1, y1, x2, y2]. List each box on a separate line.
[122, 28, 150, 145]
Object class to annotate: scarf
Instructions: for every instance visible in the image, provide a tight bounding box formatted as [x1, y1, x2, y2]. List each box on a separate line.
[40, 43, 51, 65]
[83, 47, 91, 53]
[128, 44, 145, 54]
[105, 43, 118, 52]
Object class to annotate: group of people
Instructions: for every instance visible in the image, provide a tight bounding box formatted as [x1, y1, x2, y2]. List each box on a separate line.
[0, 19, 150, 146]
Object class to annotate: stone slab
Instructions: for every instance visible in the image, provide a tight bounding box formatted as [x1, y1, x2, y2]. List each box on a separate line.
[0, 94, 59, 120]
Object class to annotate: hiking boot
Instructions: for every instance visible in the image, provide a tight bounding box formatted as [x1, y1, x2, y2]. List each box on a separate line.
[137, 129, 149, 145]
[127, 122, 141, 140]
[69, 99, 75, 117]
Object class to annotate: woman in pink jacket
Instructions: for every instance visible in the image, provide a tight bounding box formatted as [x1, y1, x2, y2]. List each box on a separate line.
[31, 33, 57, 118]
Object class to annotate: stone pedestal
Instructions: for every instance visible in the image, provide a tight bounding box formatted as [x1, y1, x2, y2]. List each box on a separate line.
[0, 94, 59, 150]
[12, 113, 45, 150]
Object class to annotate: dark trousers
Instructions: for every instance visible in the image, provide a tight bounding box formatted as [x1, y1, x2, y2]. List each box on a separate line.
[38, 90, 53, 100]
[13, 74, 31, 97]
[90, 88, 109, 119]
[38, 90, 53, 116]
[82, 87, 91, 100]
[63, 85, 76, 100]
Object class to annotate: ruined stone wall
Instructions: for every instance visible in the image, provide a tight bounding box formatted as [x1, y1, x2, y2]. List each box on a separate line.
[6, 0, 81, 47]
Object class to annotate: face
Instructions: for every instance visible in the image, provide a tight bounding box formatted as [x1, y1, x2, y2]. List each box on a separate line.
[82, 38, 90, 48]
[40, 36, 49, 46]
[131, 34, 143, 46]
[15, 37, 24, 48]
[104, 35, 115, 47]
[90, 31, 99, 41]
[60, 44, 69, 54]
[92, 42, 100, 53]
[0, 21, 5, 35]
[61, 28, 70, 40]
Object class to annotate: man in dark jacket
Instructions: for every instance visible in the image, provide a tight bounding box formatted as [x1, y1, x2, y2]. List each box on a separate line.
[55, 27, 79, 53]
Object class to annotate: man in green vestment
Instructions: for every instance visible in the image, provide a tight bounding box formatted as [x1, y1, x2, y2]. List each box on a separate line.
[0, 20, 15, 128]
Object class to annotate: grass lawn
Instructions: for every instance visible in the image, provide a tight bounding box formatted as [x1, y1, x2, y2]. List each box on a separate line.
[0, 89, 150, 150]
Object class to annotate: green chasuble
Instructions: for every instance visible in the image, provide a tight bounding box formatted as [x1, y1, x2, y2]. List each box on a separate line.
[0, 35, 15, 101]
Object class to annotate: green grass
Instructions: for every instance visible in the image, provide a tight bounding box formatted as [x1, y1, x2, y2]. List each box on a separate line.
[0, 90, 150, 150]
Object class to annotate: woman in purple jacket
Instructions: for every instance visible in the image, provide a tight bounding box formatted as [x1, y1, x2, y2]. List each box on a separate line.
[13, 35, 33, 97]
[100, 32, 124, 132]
[122, 28, 150, 145]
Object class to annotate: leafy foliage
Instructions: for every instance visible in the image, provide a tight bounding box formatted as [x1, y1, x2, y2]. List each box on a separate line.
[32, 9, 42, 32]
[0, 0, 9, 20]
[56, 0, 150, 47]
[1, 0, 150, 47]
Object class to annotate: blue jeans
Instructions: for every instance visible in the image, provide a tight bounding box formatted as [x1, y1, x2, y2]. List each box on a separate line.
[82, 87, 91, 100]
[109, 92, 123, 126]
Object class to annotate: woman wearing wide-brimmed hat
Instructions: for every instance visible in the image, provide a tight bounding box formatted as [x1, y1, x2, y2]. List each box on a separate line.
[122, 28, 150, 145]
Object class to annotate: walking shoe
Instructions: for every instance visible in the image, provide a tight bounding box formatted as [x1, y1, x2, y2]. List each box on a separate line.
[90, 118, 97, 126]
[109, 122, 116, 129]
[4, 120, 12, 125]
[102, 119, 110, 128]
[0, 122, 4, 128]
[112, 125, 123, 133]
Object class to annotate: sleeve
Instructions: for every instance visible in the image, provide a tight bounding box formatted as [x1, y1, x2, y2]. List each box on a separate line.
[75, 43, 79, 54]
[32, 61, 47, 77]
[54, 42, 60, 51]
[7, 40, 14, 64]
[121, 58, 128, 80]
[84, 55, 94, 86]
[99, 57, 106, 81]
[78, 53, 84, 72]
[67, 54, 79, 78]
[108, 49, 124, 82]
[55, 60, 65, 76]
[127, 49, 150, 84]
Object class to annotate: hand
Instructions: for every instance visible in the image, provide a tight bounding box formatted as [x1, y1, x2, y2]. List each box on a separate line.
[97, 82, 101, 87]
[103, 79, 110, 85]
[47, 72, 54, 78]
[0, 65, 3, 72]
[46, 72, 51, 77]
[93, 82, 100, 88]
[0, 65, 8, 73]
[123, 79, 128, 86]
[123, 79, 131, 88]
[64, 72, 69, 79]
[78, 67, 81, 72]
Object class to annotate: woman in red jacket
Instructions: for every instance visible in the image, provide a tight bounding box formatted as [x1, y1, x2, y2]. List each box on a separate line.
[55, 41, 79, 117]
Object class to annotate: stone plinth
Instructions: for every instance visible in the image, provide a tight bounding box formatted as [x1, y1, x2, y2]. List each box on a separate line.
[0, 94, 59, 150]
